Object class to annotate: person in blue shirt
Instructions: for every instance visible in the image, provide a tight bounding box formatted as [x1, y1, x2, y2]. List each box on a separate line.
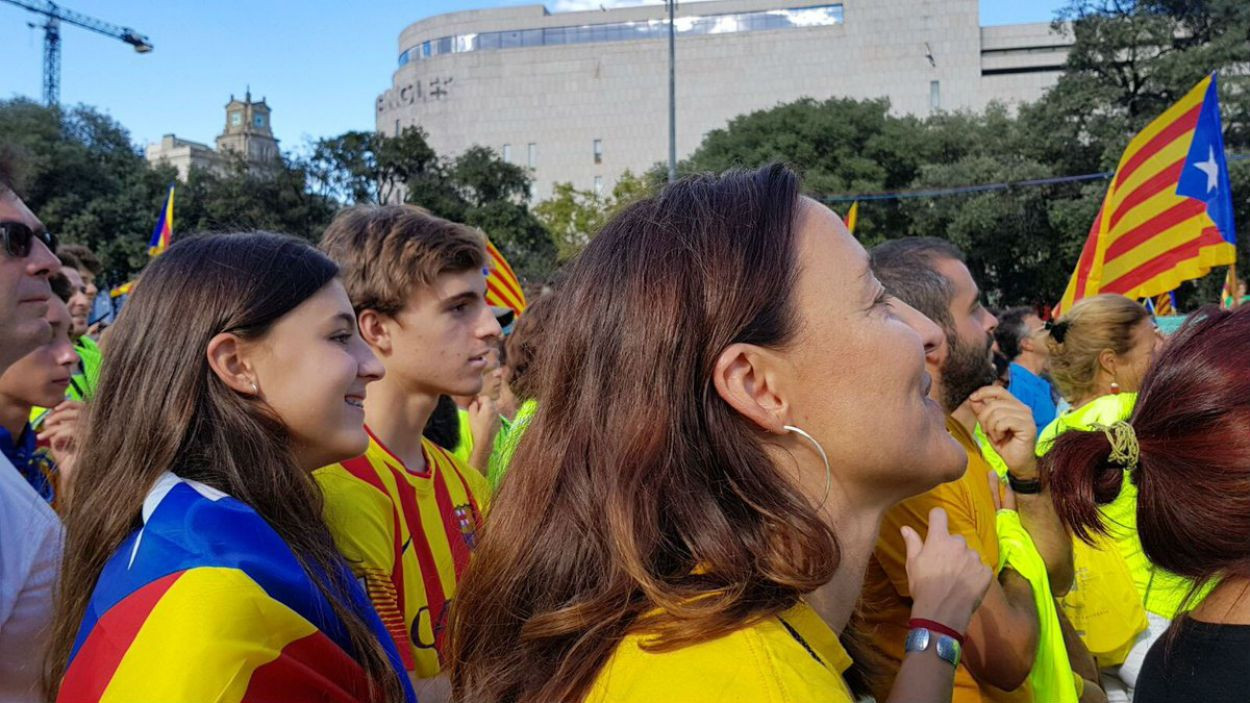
[995, 307, 1058, 431]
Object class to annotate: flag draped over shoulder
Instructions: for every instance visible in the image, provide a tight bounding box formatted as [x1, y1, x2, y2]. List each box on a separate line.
[484, 239, 527, 315]
[59, 473, 414, 703]
[1056, 74, 1237, 315]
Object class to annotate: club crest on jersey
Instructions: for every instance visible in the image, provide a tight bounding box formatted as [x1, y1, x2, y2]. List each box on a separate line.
[454, 504, 479, 549]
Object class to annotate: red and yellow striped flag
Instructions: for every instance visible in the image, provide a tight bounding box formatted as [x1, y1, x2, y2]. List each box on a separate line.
[484, 239, 527, 316]
[1056, 74, 1237, 315]
[844, 201, 859, 235]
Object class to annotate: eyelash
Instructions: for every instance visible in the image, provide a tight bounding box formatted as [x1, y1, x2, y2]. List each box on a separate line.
[331, 332, 352, 345]
[873, 290, 891, 308]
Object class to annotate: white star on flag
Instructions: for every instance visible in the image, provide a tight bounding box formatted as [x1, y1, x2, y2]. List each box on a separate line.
[1194, 145, 1220, 193]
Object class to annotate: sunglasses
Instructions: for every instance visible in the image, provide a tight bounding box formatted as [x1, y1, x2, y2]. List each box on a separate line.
[0, 221, 57, 258]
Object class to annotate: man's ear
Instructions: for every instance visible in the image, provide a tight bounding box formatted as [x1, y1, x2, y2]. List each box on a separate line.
[206, 332, 258, 395]
[357, 309, 392, 355]
[712, 342, 788, 435]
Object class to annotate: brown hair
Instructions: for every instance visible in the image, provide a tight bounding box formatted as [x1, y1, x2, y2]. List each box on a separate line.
[447, 165, 838, 702]
[503, 293, 556, 402]
[57, 244, 101, 276]
[320, 203, 485, 315]
[1046, 294, 1150, 402]
[45, 233, 403, 701]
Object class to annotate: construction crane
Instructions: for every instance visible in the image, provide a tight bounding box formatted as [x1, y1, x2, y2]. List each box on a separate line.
[2, 0, 152, 106]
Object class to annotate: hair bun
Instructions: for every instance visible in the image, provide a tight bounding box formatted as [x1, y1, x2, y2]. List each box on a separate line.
[1045, 320, 1069, 344]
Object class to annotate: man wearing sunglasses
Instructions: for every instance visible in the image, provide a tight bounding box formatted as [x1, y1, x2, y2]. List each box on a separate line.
[0, 155, 65, 703]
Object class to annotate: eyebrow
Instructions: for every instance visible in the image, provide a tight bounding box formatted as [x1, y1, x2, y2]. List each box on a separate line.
[330, 312, 355, 328]
[442, 290, 479, 308]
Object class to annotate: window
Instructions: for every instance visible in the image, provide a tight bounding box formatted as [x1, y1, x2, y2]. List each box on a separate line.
[527, 143, 537, 169]
[930, 80, 941, 111]
[394, 119, 400, 137]
[253, 114, 266, 128]
[593, 138, 603, 164]
[594, 176, 603, 194]
[398, 5, 844, 66]
[230, 111, 242, 127]
[502, 144, 512, 162]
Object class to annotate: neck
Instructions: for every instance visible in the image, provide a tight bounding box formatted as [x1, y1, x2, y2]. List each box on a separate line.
[451, 395, 474, 409]
[0, 396, 30, 439]
[805, 497, 891, 633]
[362, 376, 439, 470]
[1014, 352, 1046, 376]
[1194, 576, 1250, 625]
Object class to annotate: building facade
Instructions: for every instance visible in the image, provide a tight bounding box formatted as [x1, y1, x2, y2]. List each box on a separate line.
[377, 0, 1071, 199]
[146, 90, 280, 180]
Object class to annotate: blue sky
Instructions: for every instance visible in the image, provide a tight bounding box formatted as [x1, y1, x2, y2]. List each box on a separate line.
[0, 1, 1067, 153]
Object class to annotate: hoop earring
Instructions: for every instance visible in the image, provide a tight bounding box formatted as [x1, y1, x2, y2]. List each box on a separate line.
[784, 425, 832, 508]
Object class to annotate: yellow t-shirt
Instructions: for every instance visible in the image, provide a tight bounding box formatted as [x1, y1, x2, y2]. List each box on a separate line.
[862, 417, 1031, 703]
[586, 602, 854, 703]
[316, 430, 491, 678]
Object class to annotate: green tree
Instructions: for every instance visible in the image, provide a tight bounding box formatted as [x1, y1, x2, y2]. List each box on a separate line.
[176, 155, 337, 244]
[533, 170, 652, 262]
[0, 99, 170, 282]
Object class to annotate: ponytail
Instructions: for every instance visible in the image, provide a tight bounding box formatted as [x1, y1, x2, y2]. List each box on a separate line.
[1043, 428, 1129, 543]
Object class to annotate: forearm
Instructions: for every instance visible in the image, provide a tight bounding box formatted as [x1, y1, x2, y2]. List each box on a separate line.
[1056, 604, 1099, 683]
[964, 568, 1039, 691]
[1013, 465, 1074, 595]
[468, 439, 493, 472]
[885, 648, 957, 703]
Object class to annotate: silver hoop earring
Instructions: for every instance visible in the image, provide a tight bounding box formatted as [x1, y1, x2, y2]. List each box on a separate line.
[784, 425, 831, 508]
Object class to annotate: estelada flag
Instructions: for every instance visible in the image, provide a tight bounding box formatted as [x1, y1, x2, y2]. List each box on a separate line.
[148, 185, 174, 258]
[1055, 74, 1237, 315]
[58, 473, 415, 703]
[484, 238, 527, 315]
[844, 201, 859, 234]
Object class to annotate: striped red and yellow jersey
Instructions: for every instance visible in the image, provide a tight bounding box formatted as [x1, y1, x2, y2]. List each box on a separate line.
[316, 430, 490, 678]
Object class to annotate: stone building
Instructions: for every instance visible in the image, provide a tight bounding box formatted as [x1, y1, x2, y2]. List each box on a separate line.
[377, 0, 1072, 199]
[146, 89, 281, 180]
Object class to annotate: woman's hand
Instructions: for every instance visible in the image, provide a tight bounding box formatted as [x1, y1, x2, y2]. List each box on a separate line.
[903, 507, 994, 635]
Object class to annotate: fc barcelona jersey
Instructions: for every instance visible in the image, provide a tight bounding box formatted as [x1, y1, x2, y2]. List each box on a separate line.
[317, 430, 490, 678]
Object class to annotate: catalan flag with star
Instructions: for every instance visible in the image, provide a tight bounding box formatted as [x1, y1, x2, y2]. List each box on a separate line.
[484, 238, 527, 316]
[57, 472, 415, 703]
[1056, 73, 1237, 315]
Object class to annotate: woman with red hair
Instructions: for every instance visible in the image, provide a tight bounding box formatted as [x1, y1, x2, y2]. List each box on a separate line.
[1045, 305, 1250, 703]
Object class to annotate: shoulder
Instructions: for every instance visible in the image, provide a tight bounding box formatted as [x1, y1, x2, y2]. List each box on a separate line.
[588, 610, 851, 703]
[0, 455, 62, 587]
[425, 438, 491, 503]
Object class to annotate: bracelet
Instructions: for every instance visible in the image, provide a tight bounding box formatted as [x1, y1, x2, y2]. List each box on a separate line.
[907, 618, 964, 645]
[1006, 472, 1042, 495]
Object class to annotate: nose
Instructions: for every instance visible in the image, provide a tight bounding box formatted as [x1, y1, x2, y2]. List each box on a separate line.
[892, 298, 944, 358]
[480, 304, 503, 343]
[57, 342, 80, 367]
[27, 237, 60, 278]
[354, 337, 385, 383]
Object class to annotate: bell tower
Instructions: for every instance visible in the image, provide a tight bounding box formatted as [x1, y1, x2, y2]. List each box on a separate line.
[216, 87, 279, 163]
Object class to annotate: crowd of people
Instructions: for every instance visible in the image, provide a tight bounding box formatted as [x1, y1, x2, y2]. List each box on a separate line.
[1, 156, 1248, 703]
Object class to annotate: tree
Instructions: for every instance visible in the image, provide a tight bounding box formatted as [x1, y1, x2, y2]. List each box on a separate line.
[177, 155, 337, 244]
[0, 99, 170, 283]
[533, 170, 652, 263]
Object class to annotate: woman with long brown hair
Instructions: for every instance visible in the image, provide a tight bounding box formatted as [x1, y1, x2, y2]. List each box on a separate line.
[44, 233, 412, 702]
[448, 165, 993, 702]
[1046, 305, 1250, 703]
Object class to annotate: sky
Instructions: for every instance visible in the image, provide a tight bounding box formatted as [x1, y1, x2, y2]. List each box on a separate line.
[0, 0, 1067, 154]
